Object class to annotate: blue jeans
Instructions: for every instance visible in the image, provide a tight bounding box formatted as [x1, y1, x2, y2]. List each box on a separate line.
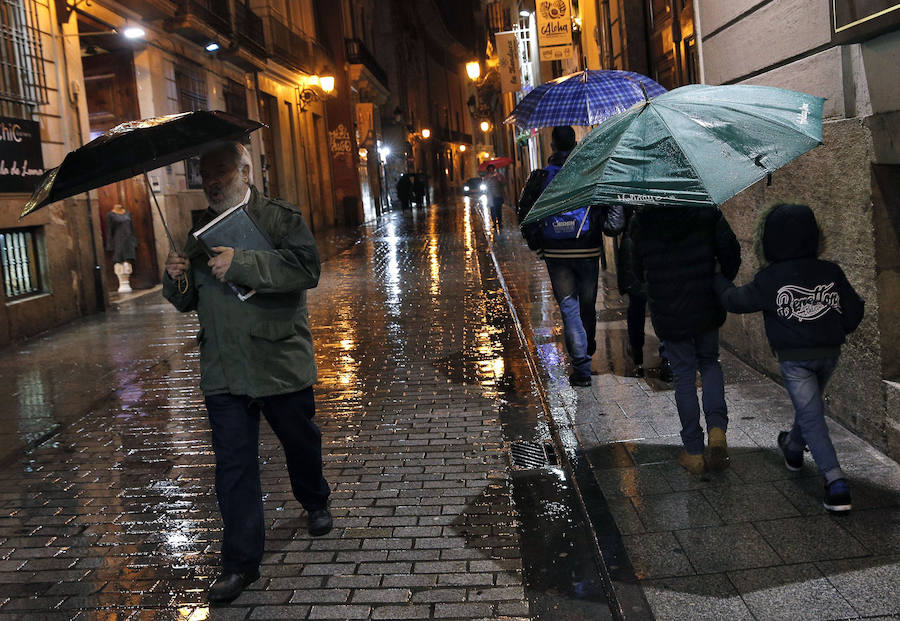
[206, 388, 330, 574]
[545, 257, 599, 378]
[780, 357, 843, 483]
[664, 329, 728, 454]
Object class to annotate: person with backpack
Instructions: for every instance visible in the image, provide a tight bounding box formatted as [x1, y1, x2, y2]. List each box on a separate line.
[519, 126, 614, 387]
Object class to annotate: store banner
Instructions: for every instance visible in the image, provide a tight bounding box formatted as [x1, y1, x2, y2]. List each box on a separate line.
[495, 31, 522, 93]
[0, 117, 44, 193]
[536, 0, 574, 61]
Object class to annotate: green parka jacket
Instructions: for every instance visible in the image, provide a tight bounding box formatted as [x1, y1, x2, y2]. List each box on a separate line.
[162, 186, 320, 398]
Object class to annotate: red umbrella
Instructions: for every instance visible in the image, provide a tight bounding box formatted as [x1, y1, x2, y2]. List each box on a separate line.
[478, 156, 513, 172]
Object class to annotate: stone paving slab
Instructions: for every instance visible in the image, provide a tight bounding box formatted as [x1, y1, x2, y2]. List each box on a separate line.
[487, 205, 900, 620]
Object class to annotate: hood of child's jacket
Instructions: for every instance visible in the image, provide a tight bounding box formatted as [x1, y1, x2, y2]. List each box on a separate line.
[763, 203, 819, 262]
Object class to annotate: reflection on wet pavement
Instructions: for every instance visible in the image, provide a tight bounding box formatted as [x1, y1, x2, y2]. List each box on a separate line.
[0, 201, 613, 619]
[487, 206, 900, 621]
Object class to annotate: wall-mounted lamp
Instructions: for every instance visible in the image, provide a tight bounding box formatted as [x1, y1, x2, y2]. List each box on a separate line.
[479, 120, 491, 132]
[298, 74, 336, 111]
[420, 128, 431, 139]
[459, 144, 466, 152]
[205, 42, 220, 52]
[122, 26, 145, 39]
[465, 61, 481, 82]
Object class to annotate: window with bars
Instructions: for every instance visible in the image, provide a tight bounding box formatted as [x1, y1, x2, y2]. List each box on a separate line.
[0, 0, 50, 118]
[1, 227, 43, 299]
[175, 61, 209, 188]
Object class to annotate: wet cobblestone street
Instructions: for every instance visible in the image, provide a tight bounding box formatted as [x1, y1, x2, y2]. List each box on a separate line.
[0, 202, 610, 620]
[1, 198, 898, 620]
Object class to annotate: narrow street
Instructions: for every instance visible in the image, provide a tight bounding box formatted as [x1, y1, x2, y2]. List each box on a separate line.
[1, 198, 898, 620]
[0, 200, 614, 620]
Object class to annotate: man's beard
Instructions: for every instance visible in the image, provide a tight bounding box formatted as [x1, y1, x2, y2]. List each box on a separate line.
[207, 182, 247, 213]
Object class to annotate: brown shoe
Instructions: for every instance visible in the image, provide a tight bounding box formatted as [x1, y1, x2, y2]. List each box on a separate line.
[706, 427, 729, 471]
[678, 450, 706, 474]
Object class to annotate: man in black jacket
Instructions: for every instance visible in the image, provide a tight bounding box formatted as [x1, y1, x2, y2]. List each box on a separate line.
[630, 206, 741, 473]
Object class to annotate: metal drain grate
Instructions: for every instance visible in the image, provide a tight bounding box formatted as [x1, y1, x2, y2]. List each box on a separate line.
[510, 441, 558, 470]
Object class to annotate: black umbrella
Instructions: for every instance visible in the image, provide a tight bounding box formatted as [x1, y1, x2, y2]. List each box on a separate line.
[20, 110, 264, 248]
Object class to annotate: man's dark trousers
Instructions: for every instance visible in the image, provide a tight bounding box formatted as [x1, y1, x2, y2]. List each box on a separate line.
[205, 387, 330, 574]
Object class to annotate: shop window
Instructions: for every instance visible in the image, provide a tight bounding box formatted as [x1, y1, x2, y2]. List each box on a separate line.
[0, 0, 50, 117]
[1, 226, 44, 299]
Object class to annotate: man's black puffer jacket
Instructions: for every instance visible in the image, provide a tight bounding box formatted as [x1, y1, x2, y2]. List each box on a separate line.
[630, 206, 741, 341]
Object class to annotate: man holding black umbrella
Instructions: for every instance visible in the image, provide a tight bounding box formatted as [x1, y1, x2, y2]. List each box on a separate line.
[163, 141, 332, 604]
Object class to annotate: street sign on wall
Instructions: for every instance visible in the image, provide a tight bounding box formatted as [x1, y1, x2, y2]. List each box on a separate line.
[831, 0, 900, 43]
[495, 31, 522, 93]
[0, 117, 45, 193]
[536, 0, 574, 61]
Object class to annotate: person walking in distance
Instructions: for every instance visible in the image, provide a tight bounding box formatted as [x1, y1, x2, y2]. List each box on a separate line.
[630, 205, 741, 473]
[484, 164, 506, 232]
[715, 203, 864, 512]
[163, 141, 332, 604]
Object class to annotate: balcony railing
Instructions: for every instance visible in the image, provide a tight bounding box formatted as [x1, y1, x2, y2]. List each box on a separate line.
[269, 17, 312, 73]
[176, 0, 230, 36]
[233, 2, 266, 60]
[345, 38, 387, 88]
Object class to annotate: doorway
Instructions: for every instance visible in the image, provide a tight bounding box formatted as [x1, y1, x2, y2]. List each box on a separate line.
[645, 0, 697, 89]
[80, 27, 158, 291]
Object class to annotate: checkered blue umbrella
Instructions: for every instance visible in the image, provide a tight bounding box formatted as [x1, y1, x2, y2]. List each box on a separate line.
[504, 70, 667, 129]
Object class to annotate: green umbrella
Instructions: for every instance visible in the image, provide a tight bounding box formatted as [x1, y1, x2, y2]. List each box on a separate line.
[521, 84, 824, 225]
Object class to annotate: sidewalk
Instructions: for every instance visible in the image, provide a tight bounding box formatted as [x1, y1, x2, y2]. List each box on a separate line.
[487, 204, 900, 621]
[0, 205, 612, 620]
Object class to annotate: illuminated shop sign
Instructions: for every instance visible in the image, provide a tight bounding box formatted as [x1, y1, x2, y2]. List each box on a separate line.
[0, 117, 45, 193]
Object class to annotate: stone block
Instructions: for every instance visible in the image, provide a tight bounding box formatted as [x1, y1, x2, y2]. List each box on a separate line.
[703, 0, 831, 85]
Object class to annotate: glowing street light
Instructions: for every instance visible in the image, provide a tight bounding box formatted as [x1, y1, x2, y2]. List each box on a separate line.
[480, 120, 491, 132]
[421, 128, 431, 139]
[122, 27, 146, 39]
[459, 144, 466, 152]
[466, 61, 481, 82]
[319, 75, 335, 93]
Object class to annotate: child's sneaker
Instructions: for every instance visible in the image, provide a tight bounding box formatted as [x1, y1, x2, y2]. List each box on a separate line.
[823, 479, 852, 513]
[777, 431, 803, 471]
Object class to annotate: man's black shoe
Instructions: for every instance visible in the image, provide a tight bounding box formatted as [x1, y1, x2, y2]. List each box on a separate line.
[658, 358, 673, 383]
[208, 570, 259, 604]
[308, 507, 333, 536]
[568, 373, 592, 387]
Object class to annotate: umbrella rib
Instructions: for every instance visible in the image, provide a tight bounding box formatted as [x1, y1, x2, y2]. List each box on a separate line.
[636, 105, 711, 202]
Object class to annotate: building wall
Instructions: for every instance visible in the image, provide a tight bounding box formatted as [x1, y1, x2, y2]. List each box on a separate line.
[0, 1, 105, 348]
[696, 1, 900, 458]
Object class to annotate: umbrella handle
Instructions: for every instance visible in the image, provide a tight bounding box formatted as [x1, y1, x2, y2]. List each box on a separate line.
[143, 172, 189, 293]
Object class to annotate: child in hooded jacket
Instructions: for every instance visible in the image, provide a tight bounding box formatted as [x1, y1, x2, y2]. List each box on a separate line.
[714, 203, 864, 513]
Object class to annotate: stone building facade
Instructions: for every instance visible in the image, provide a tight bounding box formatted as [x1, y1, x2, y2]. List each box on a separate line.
[0, 0, 369, 348]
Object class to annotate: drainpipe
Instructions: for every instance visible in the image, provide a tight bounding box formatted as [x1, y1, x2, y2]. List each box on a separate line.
[692, 0, 706, 83]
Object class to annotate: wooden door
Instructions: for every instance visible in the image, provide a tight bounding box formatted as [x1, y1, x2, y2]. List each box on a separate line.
[82, 51, 159, 291]
[646, 0, 696, 89]
[257, 93, 281, 199]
